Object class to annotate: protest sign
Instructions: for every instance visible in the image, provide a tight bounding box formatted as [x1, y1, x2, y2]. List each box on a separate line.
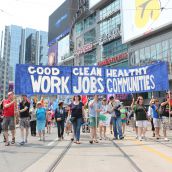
[15, 62, 169, 95]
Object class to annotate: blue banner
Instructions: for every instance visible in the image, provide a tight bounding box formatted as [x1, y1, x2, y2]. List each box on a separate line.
[15, 65, 72, 95]
[72, 66, 105, 95]
[105, 62, 169, 94]
[15, 62, 169, 95]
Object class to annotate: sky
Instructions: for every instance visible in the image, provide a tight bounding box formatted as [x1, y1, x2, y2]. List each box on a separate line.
[0, 0, 65, 32]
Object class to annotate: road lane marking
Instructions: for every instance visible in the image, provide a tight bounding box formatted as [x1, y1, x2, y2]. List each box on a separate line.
[47, 137, 58, 146]
[126, 136, 172, 164]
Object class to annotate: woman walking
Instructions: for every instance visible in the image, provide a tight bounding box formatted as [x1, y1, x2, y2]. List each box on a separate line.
[69, 95, 85, 144]
[36, 102, 46, 141]
[30, 105, 37, 136]
[55, 101, 66, 141]
[120, 104, 127, 136]
[131, 96, 148, 141]
[99, 98, 108, 140]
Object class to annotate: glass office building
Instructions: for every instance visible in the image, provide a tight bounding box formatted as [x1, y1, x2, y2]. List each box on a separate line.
[98, 0, 128, 67]
[9, 25, 22, 81]
[0, 25, 48, 98]
[72, 0, 128, 67]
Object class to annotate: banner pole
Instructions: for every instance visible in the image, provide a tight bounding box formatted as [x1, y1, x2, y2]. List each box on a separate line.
[169, 91, 171, 124]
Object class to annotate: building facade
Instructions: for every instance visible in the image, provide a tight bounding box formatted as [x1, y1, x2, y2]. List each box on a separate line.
[48, 0, 129, 68]
[0, 25, 48, 99]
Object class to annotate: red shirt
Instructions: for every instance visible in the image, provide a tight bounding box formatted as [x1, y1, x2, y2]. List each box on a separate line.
[3, 99, 15, 117]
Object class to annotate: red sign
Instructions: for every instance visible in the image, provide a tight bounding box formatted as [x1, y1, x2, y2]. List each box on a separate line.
[74, 43, 93, 56]
[98, 52, 128, 66]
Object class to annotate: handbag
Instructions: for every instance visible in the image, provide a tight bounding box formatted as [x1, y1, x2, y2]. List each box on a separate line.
[70, 117, 76, 123]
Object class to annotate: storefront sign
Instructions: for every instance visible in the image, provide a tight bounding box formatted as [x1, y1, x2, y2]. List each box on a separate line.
[98, 52, 128, 66]
[99, 27, 121, 45]
[74, 43, 93, 56]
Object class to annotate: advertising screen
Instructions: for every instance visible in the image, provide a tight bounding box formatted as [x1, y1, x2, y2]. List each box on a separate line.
[121, 0, 172, 43]
[48, 43, 58, 66]
[48, 0, 77, 44]
[58, 35, 70, 64]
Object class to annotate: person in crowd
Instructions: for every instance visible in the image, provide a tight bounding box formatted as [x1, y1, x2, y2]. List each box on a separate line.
[30, 105, 37, 136]
[108, 96, 123, 140]
[131, 96, 148, 141]
[120, 104, 127, 136]
[147, 104, 155, 137]
[0, 100, 4, 135]
[46, 108, 52, 134]
[160, 92, 172, 141]
[69, 95, 85, 144]
[2, 92, 17, 146]
[150, 98, 161, 140]
[99, 98, 108, 140]
[36, 101, 46, 141]
[55, 101, 66, 141]
[19, 95, 30, 145]
[65, 105, 72, 135]
[89, 95, 101, 144]
[128, 109, 138, 139]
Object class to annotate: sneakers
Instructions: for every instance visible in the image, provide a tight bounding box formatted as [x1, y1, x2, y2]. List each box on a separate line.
[164, 138, 169, 141]
[19, 141, 25, 145]
[139, 137, 142, 141]
[135, 135, 138, 139]
[25, 138, 28, 143]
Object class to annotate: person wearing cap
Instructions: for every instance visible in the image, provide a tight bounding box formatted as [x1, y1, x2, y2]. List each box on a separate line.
[2, 92, 17, 146]
[55, 100, 66, 141]
[19, 95, 30, 145]
[36, 101, 46, 141]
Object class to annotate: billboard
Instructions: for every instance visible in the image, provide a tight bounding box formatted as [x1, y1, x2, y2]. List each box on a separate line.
[48, 43, 58, 66]
[48, 0, 77, 44]
[121, 0, 172, 43]
[58, 34, 70, 64]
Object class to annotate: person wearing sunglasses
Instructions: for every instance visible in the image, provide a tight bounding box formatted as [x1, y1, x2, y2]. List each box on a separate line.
[131, 96, 148, 141]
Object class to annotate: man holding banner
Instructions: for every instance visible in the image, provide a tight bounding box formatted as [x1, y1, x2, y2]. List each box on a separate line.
[108, 96, 123, 140]
[161, 92, 172, 141]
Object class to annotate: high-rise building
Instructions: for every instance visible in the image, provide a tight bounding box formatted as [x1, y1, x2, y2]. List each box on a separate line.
[48, 0, 128, 68]
[0, 25, 48, 99]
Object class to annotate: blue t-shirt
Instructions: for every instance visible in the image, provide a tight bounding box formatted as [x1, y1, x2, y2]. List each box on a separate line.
[36, 108, 46, 121]
[151, 104, 159, 119]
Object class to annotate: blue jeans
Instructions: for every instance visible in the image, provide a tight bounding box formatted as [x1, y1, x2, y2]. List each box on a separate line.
[112, 117, 123, 139]
[72, 117, 82, 141]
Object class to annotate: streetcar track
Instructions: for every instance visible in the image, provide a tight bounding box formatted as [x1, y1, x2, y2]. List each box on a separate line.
[110, 138, 143, 172]
[47, 141, 73, 172]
